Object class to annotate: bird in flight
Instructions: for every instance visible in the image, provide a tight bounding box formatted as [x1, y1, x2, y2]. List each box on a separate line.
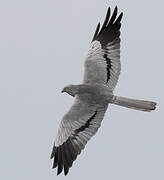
[50, 6, 156, 176]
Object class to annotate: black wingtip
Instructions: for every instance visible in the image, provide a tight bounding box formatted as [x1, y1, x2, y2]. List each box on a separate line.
[107, 6, 111, 11]
[106, 7, 111, 19]
[57, 163, 63, 175]
[114, 12, 123, 26]
[52, 159, 58, 169]
[64, 166, 69, 176]
[99, 7, 111, 34]
[113, 6, 118, 15]
[52, 150, 58, 168]
[50, 153, 54, 159]
[108, 6, 118, 25]
[97, 22, 100, 29]
[118, 12, 123, 21]
[52, 162, 57, 169]
[92, 22, 100, 41]
[51, 137, 80, 176]
[91, 6, 123, 46]
[50, 145, 56, 159]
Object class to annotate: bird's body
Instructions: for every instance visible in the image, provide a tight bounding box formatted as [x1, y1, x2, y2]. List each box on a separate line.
[51, 6, 157, 176]
[62, 83, 114, 104]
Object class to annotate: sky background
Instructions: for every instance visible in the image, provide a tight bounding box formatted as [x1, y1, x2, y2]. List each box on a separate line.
[0, 0, 163, 179]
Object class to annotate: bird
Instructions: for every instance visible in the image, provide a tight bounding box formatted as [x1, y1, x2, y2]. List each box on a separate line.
[50, 6, 157, 176]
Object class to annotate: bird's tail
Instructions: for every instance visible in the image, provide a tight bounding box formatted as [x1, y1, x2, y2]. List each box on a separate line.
[111, 96, 157, 112]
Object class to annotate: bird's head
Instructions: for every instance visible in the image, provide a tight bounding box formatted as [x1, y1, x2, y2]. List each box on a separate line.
[61, 84, 77, 97]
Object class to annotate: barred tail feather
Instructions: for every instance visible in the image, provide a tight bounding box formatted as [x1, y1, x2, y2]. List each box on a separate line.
[112, 96, 157, 112]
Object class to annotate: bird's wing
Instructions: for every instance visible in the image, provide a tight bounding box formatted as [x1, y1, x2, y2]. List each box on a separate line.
[83, 7, 123, 91]
[51, 95, 108, 176]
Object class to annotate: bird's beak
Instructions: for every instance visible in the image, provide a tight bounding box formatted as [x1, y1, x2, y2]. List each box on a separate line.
[61, 87, 66, 93]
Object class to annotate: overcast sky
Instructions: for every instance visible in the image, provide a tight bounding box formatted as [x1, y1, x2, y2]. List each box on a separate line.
[0, 0, 163, 179]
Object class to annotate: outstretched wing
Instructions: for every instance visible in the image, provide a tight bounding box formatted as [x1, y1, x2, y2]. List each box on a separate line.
[83, 7, 123, 91]
[51, 95, 108, 176]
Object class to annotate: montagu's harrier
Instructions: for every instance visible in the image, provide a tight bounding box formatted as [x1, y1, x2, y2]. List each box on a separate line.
[50, 6, 156, 176]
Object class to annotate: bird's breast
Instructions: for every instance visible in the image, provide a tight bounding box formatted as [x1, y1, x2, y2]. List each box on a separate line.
[79, 84, 114, 104]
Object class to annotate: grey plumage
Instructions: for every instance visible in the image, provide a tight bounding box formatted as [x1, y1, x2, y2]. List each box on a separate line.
[111, 96, 156, 112]
[51, 6, 157, 176]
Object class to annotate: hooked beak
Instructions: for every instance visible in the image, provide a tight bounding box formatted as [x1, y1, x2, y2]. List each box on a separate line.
[61, 87, 66, 93]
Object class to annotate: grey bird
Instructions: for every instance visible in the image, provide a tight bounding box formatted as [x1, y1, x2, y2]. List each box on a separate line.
[50, 6, 157, 176]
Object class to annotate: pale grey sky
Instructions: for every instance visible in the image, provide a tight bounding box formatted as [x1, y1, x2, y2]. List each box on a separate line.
[0, 0, 163, 179]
